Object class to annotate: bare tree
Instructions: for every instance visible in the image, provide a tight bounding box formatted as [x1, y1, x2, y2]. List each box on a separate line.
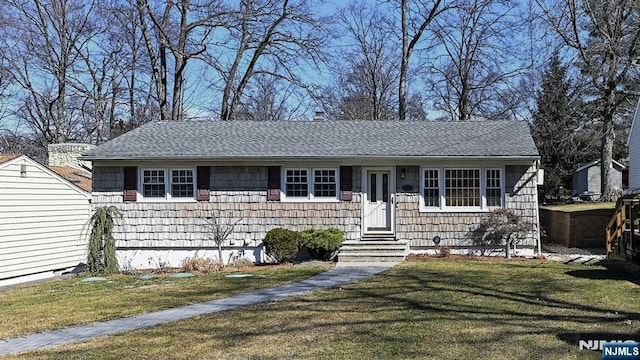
[71, 22, 124, 144]
[320, 2, 398, 120]
[397, 0, 447, 120]
[136, 0, 227, 121]
[539, 0, 640, 200]
[235, 73, 308, 121]
[429, 0, 526, 121]
[0, 0, 99, 144]
[106, 0, 160, 135]
[210, 0, 328, 121]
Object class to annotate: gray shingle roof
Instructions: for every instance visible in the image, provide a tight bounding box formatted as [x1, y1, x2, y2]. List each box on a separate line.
[83, 120, 539, 160]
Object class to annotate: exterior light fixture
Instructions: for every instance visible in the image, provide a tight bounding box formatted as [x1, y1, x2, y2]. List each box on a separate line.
[400, 168, 406, 180]
[20, 163, 27, 178]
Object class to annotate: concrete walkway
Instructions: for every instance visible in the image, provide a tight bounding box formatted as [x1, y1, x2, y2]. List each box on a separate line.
[0, 265, 391, 356]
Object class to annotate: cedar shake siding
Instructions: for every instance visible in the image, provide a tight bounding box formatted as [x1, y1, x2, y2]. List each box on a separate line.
[92, 165, 363, 248]
[92, 163, 537, 250]
[394, 164, 538, 248]
[85, 120, 540, 265]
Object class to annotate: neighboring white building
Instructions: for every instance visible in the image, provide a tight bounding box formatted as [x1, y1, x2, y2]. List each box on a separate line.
[0, 154, 91, 287]
[627, 99, 640, 192]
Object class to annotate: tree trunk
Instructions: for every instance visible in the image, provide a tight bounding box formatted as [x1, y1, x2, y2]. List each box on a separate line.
[399, 0, 408, 121]
[600, 113, 616, 201]
[599, 84, 617, 201]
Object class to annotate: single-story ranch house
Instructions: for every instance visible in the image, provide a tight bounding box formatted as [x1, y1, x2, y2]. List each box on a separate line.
[83, 120, 541, 269]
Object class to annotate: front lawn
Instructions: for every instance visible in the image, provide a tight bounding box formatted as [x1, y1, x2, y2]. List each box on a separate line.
[541, 202, 616, 212]
[9, 258, 640, 359]
[0, 264, 331, 340]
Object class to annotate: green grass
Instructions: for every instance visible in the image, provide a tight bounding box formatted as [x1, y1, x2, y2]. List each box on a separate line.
[7, 259, 640, 359]
[0, 265, 330, 340]
[541, 202, 616, 212]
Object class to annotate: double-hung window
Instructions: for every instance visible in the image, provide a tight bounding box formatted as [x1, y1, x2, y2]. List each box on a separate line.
[421, 167, 503, 211]
[140, 168, 195, 200]
[485, 169, 502, 207]
[283, 168, 337, 200]
[285, 169, 309, 197]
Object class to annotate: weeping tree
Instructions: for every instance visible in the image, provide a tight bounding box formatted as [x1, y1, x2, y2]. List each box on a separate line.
[87, 206, 122, 274]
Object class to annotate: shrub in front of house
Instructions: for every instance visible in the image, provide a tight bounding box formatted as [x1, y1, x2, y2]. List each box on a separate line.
[299, 228, 344, 261]
[263, 228, 300, 263]
[182, 256, 224, 273]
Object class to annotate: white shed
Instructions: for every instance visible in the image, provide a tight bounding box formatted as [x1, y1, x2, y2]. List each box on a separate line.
[0, 155, 91, 287]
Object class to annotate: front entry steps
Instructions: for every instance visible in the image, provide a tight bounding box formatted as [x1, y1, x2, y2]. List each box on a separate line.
[337, 239, 409, 265]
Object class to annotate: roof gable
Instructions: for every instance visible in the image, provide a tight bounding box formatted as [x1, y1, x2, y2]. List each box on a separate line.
[0, 155, 91, 197]
[84, 120, 540, 161]
[575, 159, 626, 173]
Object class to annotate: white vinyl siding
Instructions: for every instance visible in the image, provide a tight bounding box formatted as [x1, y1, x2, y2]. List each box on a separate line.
[0, 157, 90, 281]
[628, 99, 640, 191]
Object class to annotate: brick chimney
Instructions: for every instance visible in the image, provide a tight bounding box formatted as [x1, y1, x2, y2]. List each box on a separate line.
[47, 143, 95, 170]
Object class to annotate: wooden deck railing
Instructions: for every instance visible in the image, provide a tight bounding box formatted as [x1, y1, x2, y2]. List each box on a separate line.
[606, 198, 640, 261]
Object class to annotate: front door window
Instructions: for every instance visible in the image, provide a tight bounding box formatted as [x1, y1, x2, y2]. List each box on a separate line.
[365, 170, 392, 233]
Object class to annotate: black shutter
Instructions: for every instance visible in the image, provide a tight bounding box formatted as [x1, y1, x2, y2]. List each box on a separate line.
[123, 166, 137, 201]
[267, 166, 281, 201]
[196, 166, 211, 201]
[340, 166, 353, 201]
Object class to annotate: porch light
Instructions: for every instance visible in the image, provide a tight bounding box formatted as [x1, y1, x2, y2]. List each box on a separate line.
[400, 168, 406, 180]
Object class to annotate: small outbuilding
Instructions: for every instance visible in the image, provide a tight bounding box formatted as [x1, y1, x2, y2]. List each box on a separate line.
[0, 152, 91, 287]
[572, 159, 626, 199]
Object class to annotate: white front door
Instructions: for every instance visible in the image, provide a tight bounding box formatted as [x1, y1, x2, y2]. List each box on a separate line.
[363, 169, 394, 235]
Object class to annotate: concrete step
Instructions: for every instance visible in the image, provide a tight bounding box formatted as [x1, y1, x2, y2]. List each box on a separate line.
[338, 240, 409, 263]
[342, 240, 408, 246]
[338, 254, 408, 262]
[340, 244, 408, 251]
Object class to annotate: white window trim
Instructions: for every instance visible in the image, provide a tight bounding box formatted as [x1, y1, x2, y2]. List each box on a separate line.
[419, 166, 504, 212]
[421, 168, 441, 210]
[138, 167, 196, 202]
[484, 168, 505, 209]
[281, 167, 340, 202]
